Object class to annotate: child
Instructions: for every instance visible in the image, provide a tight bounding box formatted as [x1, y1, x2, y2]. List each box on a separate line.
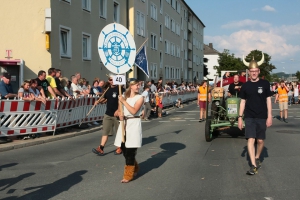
[155, 93, 163, 118]
[175, 98, 182, 108]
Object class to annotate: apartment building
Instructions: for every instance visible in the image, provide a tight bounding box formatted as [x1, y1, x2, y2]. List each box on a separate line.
[0, 0, 204, 90]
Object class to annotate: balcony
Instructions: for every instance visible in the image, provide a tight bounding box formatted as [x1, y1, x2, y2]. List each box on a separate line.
[188, 60, 192, 69]
[188, 22, 192, 32]
[188, 41, 192, 50]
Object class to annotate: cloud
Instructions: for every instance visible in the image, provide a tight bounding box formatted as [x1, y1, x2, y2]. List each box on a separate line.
[221, 19, 272, 29]
[262, 5, 276, 12]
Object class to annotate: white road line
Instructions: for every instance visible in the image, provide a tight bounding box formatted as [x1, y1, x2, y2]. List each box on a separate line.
[174, 120, 186, 121]
[159, 121, 171, 123]
[190, 120, 200, 121]
[141, 121, 150, 123]
[185, 118, 195, 119]
[295, 118, 300, 119]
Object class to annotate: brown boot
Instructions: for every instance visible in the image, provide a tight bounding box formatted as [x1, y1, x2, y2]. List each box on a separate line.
[134, 160, 139, 176]
[121, 165, 135, 183]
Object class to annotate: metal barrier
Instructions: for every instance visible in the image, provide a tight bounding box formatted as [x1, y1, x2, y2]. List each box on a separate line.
[0, 100, 58, 137]
[0, 91, 197, 137]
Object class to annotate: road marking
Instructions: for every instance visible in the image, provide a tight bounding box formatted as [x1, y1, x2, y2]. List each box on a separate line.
[159, 121, 171, 123]
[141, 121, 150, 123]
[184, 118, 195, 119]
[186, 114, 196, 115]
[190, 120, 200, 121]
[295, 118, 300, 119]
[174, 120, 186, 121]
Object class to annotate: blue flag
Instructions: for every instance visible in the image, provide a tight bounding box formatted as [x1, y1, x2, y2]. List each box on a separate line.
[134, 46, 149, 78]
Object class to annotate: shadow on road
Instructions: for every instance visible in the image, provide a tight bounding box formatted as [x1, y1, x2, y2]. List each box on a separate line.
[0, 163, 18, 171]
[241, 145, 269, 166]
[0, 172, 35, 192]
[136, 142, 186, 179]
[2, 170, 87, 200]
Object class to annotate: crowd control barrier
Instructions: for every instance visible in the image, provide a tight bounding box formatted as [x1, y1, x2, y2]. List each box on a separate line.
[0, 91, 197, 138]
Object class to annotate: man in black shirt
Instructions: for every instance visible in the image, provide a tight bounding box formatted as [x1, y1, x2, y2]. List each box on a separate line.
[227, 75, 243, 97]
[55, 69, 72, 99]
[239, 53, 272, 175]
[35, 70, 56, 98]
[92, 74, 125, 156]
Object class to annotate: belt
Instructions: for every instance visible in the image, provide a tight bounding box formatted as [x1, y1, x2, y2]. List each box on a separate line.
[124, 116, 140, 120]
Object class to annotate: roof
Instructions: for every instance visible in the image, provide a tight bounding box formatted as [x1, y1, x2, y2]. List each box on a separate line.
[203, 44, 220, 55]
[182, 0, 205, 28]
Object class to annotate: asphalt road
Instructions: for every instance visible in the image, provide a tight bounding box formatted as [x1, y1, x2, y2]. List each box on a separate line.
[1, 100, 300, 200]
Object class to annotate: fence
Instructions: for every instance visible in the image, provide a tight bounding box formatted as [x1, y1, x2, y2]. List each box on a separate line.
[0, 91, 197, 137]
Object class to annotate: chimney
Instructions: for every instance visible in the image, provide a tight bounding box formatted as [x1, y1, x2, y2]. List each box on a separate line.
[209, 43, 213, 49]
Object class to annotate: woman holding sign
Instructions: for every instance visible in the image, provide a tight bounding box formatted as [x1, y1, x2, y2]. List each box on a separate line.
[114, 78, 144, 183]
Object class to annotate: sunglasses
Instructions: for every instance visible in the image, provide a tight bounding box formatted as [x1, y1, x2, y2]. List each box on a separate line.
[129, 78, 138, 83]
[108, 79, 113, 81]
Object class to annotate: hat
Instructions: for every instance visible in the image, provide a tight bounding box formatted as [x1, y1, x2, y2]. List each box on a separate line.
[2, 72, 11, 79]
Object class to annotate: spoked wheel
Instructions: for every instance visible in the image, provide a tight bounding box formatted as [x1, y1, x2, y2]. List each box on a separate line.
[205, 119, 212, 142]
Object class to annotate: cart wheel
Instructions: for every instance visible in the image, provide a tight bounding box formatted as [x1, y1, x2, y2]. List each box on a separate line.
[205, 119, 212, 142]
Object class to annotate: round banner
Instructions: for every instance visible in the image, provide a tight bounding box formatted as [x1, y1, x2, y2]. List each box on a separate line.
[98, 23, 136, 74]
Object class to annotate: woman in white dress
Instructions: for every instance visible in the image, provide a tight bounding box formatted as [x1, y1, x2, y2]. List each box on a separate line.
[114, 78, 144, 183]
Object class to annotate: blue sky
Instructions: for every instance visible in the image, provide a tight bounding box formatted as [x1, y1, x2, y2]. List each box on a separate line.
[185, 0, 300, 74]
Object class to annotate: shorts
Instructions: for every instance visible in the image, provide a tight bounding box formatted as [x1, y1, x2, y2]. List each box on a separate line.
[279, 102, 288, 111]
[102, 114, 119, 136]
[199, 101, 207, 109]
[157, 106, 162, 113]
[294, 96, 299, 103]
[244, 118, 266, 140]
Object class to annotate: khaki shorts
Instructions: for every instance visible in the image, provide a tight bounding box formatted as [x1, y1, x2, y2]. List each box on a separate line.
[279, 102, 288, 111]
[102, 114, 119, 136]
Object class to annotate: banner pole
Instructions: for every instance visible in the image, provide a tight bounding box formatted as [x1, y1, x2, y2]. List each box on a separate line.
[136, 38, 148, 53]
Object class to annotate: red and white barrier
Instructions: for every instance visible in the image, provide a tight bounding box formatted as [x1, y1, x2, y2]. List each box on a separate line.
[0, 99, 58, 137]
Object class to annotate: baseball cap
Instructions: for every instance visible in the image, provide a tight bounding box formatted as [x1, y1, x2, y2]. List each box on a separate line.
[2, 72, 11, 79]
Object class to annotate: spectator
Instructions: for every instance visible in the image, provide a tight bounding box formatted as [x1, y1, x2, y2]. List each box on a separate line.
[294, 82, 299, 104]
[91, 80, 101, 95]
[148, 80, 157, 93]
[35, 70, 56, 99]
[287, 83, 293, 105]
[29, 79, 46, 104]
[141, 85, 151, 120]
[79, 78, 90, 95]
[175, 98, 182, 108]
[223, 72, 230, 79]
[64, 80, 73, 96]
[71, 76, 85, 98]
[18, 80, 34, 101]
[55, 69, 72, 99]
[46, 68, 64, 98]
[98, 80, 105, 92]
[0, 72, 17, 99]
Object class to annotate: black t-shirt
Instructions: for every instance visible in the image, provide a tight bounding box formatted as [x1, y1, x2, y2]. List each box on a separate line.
[104, 86, 125, 117]
[36, 78, 50, 96]
[239, 79, 273, 119]
[228, 82, 243, 97]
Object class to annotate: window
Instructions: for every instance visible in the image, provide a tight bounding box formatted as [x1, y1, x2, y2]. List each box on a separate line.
[165, 14, 170, 29]
[150, 3, 157, 21]
[113, 1, 120, 23]
[166, 0, 170, 4]
[183, 30, 187, 40]
[137, 11, 145, 36]
[82, 33, 91, 60]
[165, 40, 170, 54]
[99, 0, 107, 18]
[176, 23, 180, 35]
[159, 24, 163, 41]
[176, 2, 180, 13]
[171, 43, 175, 56]
[184, 49, 187, 60]
[82, 0, 91, 11]
[160, 52, 163, 68]
[160, 0, 163, 13]
[150, 63, 157, 78]
[176, 68, 180, 79]
[171, 19, 175, 32]
[150, 33, 157, 50]
[60, 26, 72, 58]
[171, 0, 175, 9]
[61, 0, 71, 4]
[165, 66, 170, 78]
[177, 45, 180, 57]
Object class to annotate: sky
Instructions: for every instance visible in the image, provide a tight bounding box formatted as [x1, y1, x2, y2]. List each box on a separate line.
[185, 0, 300, 74]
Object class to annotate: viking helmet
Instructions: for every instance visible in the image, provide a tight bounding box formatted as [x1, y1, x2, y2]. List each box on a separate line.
[242, 52, 265, 69]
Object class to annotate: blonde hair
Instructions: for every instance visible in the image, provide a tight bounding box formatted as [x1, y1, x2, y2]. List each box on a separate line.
[61, 77, 69, 87]
[124, 79, 139, 99]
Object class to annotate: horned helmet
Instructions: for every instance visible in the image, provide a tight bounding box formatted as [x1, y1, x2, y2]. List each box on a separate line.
[242, 52, 265, 69]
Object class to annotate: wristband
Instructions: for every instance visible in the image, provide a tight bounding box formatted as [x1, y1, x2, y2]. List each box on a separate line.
[238, 115, 243, 118]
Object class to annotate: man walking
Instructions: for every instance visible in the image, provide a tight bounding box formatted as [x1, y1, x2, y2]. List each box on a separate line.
[275, 80, 289, 123]
[239, 53, 273, 175]
[92, 74, 125, 155]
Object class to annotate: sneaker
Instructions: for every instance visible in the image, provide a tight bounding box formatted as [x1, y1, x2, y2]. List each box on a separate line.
[199, 119, 203, 122]
[92, 121, 99, 125]
[279, 118, 283, 122]
[114, 147, 122, 155]
[246, 165, 258, 175]
[255, 158, 261, 169]
[283, 118, 288, 123]
[92, 146, 104, 155]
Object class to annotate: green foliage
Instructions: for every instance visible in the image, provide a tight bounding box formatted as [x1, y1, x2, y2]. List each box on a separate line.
[296, 71, 300, 80]
[270, 73, 280, 83]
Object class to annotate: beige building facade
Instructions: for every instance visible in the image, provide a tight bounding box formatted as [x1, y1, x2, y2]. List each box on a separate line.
[0, 0, 205, 90]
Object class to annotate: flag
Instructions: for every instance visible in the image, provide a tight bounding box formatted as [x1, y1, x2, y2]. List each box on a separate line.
[134, 46, 149, 78]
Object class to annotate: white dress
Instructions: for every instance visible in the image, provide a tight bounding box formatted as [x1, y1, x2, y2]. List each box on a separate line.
[114, 95, 143, 148]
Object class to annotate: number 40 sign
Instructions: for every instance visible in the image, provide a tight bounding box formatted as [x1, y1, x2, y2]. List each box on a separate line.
[112, 75, 126, 85]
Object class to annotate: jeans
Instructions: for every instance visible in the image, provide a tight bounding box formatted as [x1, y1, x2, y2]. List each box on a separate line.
[288, 96, 292, 105]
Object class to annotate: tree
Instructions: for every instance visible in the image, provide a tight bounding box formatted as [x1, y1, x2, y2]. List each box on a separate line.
[244, 50, 276, 81]
[296, 71, 300, 81]
[216, 49, 246, 76]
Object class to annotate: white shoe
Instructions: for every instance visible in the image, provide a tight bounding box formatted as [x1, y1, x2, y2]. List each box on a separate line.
[92, 122, 99, 125]
[87, 123, 92, 127]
